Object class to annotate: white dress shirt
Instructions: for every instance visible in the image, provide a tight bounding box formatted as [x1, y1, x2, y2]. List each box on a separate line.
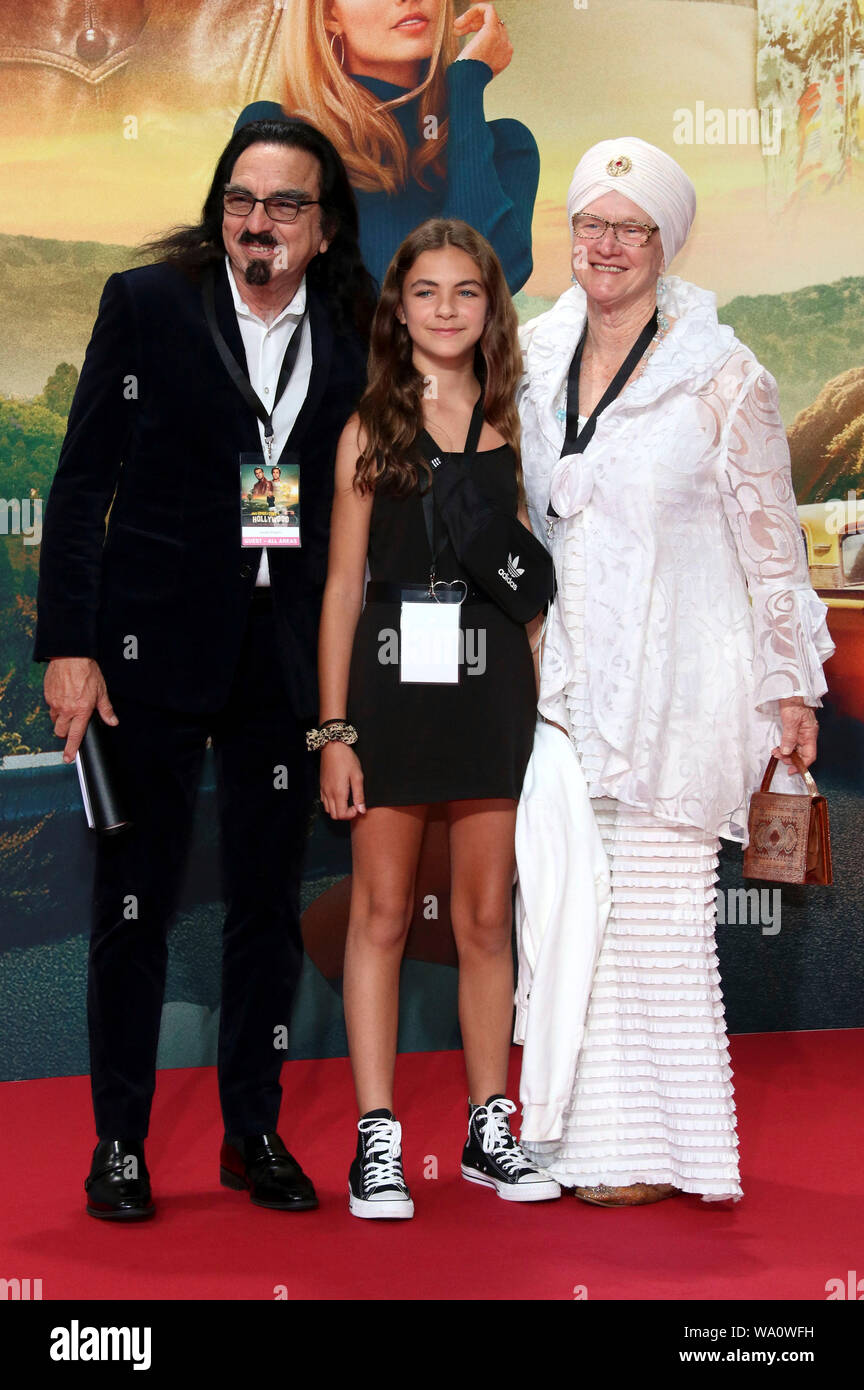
[225, 256, 313, 585]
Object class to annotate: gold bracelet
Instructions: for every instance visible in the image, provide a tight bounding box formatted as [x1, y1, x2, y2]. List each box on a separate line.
[306, 721, 358, 751]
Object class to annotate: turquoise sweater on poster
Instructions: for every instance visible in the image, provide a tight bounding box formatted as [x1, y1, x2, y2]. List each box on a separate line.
[238, 59, 540, 294]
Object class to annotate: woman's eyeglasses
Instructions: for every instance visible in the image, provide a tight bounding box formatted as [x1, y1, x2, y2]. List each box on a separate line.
[571, 212, 657, 248]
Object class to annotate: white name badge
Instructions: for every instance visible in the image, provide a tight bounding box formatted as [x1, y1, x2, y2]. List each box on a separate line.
[400, 601, 460, 684]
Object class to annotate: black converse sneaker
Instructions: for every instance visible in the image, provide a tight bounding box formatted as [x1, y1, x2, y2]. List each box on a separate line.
[348, 1109, 414, 1219]
[461, 1095, 562, 1202]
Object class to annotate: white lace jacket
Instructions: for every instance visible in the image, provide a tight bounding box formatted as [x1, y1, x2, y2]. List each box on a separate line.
[518, 277, 835, 841]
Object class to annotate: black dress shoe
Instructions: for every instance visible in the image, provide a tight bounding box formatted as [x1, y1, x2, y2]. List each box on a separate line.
[220, 1132, 318, 1211]
[85, 1139, 155, 1221]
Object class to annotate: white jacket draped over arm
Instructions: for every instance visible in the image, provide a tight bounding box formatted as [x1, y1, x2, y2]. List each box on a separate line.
[514, 721, 611, 1144]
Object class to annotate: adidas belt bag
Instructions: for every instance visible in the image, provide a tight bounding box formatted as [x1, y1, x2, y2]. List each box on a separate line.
[428, 455, 555, 624]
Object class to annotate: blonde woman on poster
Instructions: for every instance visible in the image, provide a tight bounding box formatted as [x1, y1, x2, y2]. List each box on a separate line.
[516, 137, 835, 1205]
[237, 1, 539, 293]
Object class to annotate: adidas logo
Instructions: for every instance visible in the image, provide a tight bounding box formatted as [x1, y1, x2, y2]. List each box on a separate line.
[498, 554, 524, 591]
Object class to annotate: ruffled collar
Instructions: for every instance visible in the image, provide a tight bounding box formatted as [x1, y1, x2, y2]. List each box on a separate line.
[524, 276, 737, 417]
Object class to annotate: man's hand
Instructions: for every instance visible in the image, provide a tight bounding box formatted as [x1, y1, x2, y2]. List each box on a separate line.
[44, 658, 118, 763]
[774, 695, 819, 775]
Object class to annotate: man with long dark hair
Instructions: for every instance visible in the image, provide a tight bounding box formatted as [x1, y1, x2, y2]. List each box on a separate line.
[35, 119, 375, 1221]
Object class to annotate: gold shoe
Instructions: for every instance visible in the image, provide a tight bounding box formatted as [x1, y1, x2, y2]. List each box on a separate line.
[570, 1183, 679, 1207]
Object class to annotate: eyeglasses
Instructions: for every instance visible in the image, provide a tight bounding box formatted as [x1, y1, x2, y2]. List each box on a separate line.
[571, 212, 658, 248]
[223, 190, 321, 223]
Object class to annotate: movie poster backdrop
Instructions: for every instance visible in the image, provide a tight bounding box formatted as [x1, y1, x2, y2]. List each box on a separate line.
[0, 1, 861, 1081]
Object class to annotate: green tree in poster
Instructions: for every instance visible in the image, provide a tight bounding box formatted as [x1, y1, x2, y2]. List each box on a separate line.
[0, 387, 68, 755]
[0, 398, 66, 500]
[38, 363, 78, 418]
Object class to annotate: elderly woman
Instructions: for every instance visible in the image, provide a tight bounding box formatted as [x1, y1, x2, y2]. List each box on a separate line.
[517, 137, 834, 1205]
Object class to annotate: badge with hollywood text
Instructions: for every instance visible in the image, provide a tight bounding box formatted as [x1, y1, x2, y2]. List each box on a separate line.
[239, 452, 300, 548]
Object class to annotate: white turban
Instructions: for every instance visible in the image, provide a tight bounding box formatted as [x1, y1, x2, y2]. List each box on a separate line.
[566, 137, 696, 268]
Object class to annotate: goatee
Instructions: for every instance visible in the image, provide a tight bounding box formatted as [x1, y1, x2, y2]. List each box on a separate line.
[244, 259, 272, 287]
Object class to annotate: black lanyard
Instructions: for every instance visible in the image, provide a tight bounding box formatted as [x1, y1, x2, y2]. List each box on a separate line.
[560, 307, 659, 458]
[202, 266, 306, 462]
[416, 393, 485, 583]
[546, 308, 658, 523]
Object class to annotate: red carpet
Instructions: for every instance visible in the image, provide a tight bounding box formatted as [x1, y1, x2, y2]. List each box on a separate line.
[1, 1031, 861, 1301]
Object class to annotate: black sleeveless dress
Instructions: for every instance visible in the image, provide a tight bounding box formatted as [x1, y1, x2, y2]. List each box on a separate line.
[347, 444, 537, 808]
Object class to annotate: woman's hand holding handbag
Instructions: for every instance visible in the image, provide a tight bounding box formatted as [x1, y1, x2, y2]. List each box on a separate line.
[743, 750, 832, 885]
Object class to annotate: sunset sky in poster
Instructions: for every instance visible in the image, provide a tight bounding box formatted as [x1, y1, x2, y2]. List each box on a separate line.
[1, 0, 861, 303]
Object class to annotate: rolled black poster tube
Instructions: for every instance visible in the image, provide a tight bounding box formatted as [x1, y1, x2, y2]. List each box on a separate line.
[74, 717, 133, 835]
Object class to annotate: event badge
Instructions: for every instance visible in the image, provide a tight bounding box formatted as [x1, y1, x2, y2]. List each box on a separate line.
[399, 600, 460, 684]
[239, 453, 301, 548]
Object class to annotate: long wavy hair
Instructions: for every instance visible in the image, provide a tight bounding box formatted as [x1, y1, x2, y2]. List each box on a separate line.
[141, 119, 377, 338]
[355, 219, 523, 497]
[280, 0, 458, 195]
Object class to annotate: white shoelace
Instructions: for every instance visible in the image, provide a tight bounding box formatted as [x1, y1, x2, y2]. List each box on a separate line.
[358, 1116, 406, 1193]
[477, 1099, 533, 1175]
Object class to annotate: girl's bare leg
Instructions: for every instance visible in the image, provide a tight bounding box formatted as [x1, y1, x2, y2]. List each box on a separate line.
[447, 799, 518, 1104]
[343, 805, 428, 1115]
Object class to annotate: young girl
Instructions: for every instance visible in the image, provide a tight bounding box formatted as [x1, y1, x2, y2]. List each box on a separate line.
[315, 217, 560, 1218]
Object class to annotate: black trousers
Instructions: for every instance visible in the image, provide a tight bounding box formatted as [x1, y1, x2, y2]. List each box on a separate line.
[88, 593, 313, 1139]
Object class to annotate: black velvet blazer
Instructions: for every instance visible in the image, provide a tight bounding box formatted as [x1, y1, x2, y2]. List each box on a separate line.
[34, 260, 367, 720]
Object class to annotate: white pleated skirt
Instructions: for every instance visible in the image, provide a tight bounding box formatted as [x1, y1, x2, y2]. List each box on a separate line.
[525, 517, 742, 1200]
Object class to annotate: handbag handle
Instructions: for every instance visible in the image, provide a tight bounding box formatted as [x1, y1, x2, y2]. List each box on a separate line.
[758, 750, 819, 798]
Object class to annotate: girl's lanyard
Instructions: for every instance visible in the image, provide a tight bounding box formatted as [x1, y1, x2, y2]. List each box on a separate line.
[548, 308, 658, 521]
[398, 394, 485, 685]
[417, 391, 485, 593]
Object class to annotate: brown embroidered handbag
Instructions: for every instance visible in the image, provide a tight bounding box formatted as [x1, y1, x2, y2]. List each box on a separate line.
[742, 752, 833, 885]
